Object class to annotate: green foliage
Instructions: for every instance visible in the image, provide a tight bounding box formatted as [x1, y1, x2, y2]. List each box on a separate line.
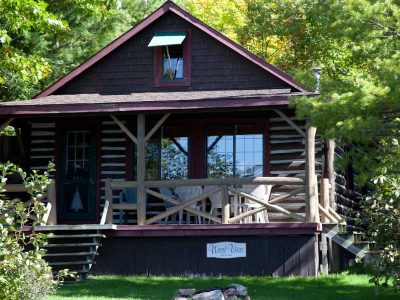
[359, 175, 400, 290]
[0, 161, 63, 300]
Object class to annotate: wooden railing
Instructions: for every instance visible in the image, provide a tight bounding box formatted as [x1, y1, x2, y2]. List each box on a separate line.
[104, 176, 310, 225]
[2, 182, 57, 225]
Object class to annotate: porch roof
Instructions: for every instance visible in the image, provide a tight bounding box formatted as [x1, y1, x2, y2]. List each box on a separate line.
[0, 88, 315, 116]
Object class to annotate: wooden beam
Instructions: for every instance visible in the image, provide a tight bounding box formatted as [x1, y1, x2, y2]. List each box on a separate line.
[221, 185, 230, 224]
[144, 176, 305, 188]
[136, 113, 146, 225]
[146, 189, 221, 224]
[145, 187, 220, 224]
[228, 205, 267, 224]
[112, 203, 137, 210]
[273, 110, 305, 138]
[105, 179, 113, 224]
[318, 204, 338, 223]
[110, 114, 137, 144]
[47, 182, 57, 225]
[228, 187, 305, 222]
[320, 178, 330, 223]
[100, 200, 109, 225]
[326, 139, 336, 209]
[0, 118, 13, 133]
[305, 121, 319, 222]
[144, 113, 170, 143]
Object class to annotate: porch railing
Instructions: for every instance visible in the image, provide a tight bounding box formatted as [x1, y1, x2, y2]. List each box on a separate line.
[2, 182, 57, 225]
[104, 176, 323, 225]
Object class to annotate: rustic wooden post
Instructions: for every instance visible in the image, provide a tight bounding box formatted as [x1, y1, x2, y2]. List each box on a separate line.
[221, 185, 230, 224]
[305, 121, 319, 222]
[137, 113, 146, 225]
[326, 139, 336, 209]
[47, 182, 57, 225]
[105, 178, 113, 224]
[320, 178, 330, 223]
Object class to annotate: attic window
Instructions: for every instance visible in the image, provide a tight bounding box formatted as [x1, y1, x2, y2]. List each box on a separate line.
[149, 31, 191, 87]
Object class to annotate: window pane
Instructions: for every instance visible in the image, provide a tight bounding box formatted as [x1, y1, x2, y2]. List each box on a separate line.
[207, 124, 264, 178]
[162, 45, 184, 80]
[207, 125, 234, 178]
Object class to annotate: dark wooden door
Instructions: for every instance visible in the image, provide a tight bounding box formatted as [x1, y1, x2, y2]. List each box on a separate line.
[58, 129, 97, 222]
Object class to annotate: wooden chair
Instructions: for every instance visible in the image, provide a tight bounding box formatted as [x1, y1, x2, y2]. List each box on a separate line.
[239, 185, 272, 223]
[159, 187, 180, 224]
[174, 186, 204, 224]
[204, 185, 222, 222]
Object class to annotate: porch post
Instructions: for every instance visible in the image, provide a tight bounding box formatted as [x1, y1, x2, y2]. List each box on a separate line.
[137, 113, 146, 225]
[326, 139, 336, 209]
[47, 182, 57, 225]
[305, 119, 319, 222]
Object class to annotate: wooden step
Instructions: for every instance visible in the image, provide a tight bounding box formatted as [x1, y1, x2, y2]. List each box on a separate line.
[44, 242, 100, 248]
[47, 234, 106, 239]
[44, 252, 97, 257]
[48, 260, 95, 266]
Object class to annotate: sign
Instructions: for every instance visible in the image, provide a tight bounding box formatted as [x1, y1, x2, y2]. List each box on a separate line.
[207, 242, 246, 259]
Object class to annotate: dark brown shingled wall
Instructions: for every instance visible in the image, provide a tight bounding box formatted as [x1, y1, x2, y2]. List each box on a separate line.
[55, 12, 292, 95]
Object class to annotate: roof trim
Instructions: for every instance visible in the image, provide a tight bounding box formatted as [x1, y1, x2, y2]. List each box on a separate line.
[0, 97, 290, 116]
[35, 1, 306, 98]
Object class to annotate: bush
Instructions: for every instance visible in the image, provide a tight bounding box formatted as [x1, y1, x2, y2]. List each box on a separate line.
[0, 161, 62, 300]
[359, 175, 400, 290]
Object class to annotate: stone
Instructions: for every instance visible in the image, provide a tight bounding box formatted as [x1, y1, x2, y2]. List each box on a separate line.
[226, 284, 248, 297]
[192, 289, 224, 300]
[173, 288, 196, 299]
[223, 287, 238, 297]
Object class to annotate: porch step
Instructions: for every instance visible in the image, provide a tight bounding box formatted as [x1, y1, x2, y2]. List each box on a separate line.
[42, 228, 107, 283]
[47, 234, 105, 239]
[322, 224, 370, 259]
[49, 260, 95, 266]
[44, 252, 98, 257]
[44, 242, 100, 248]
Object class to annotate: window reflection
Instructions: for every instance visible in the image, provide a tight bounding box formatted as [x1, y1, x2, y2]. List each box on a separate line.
[66, 131, 91, 179]
[207, 124, 264, 178]
[145, 125, 189, 180]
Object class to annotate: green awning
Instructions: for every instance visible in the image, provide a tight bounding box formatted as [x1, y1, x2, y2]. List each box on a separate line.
[148, 32, 187, 47]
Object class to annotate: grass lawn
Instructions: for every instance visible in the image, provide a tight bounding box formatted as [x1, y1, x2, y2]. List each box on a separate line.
[49, 273, 398, 300]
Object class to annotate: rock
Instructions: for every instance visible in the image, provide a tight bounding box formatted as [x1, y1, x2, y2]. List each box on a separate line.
[192, 289, 224, 300]
[223, 287, 238, 297]
[226, 284, 248, 297]
[172, 288, 196, 299]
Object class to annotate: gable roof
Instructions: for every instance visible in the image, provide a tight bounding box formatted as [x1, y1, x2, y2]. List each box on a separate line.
[35, 1, 307, 98]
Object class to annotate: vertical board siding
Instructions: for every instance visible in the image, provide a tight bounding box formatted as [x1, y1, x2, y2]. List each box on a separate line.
[269, 112, 322, 221]
[30, 123, 56, 177]
[92, 234, 318, 276]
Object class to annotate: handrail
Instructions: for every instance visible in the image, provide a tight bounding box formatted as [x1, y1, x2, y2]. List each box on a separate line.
[110, 176, 305, 189]
[2, 182, 57, 225]
[105, 176, 307, 225]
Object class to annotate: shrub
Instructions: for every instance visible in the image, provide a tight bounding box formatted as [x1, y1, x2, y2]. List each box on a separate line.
[0, 161, 62, 300]
[359, 175, 400, 290]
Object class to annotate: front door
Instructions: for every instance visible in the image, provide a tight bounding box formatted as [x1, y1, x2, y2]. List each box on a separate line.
[58, 129, 97, 222]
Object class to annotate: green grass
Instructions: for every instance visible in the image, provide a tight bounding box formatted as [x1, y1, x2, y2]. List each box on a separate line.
[49, 273, 398, 300]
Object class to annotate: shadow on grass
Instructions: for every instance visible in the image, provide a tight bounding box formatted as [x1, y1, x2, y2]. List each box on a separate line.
[54, 274, 399, 300]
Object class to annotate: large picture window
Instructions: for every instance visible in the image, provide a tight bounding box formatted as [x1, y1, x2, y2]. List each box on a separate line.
[207, 124, 264, 178]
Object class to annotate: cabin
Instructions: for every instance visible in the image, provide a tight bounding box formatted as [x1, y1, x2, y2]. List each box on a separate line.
[0, 1, 367, 280]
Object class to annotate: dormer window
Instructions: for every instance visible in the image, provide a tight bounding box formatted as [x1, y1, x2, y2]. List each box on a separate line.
[149, 31, 191, 87]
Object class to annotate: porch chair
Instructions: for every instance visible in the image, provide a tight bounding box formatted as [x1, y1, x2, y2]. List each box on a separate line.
[174, 186, 204, 224]
[118, 188, 137, 224]
[159, 187, 181, 224]
[203, 185, 222, 223]
[239, 185, 272, 223]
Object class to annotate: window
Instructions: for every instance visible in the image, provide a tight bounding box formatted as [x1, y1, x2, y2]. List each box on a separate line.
[207, 124, 265, 178]
[144, 125, 189, 180]
[148, 31, 191, 87]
